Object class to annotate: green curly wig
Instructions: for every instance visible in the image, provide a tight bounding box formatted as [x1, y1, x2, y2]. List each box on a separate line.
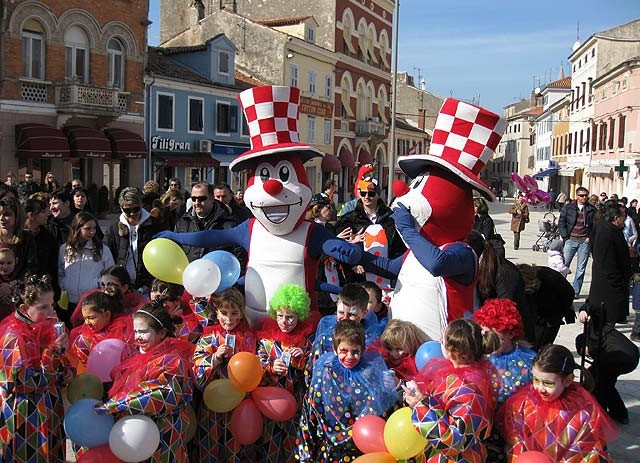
[268, 284, 311, 321]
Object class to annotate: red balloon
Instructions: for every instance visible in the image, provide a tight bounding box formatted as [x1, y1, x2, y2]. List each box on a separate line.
[516, 450, 554, 463]
[77, 444, 120, 463]
[252, 386, 297, 421]
[353, 452, 397, 463]
[352, 415, 388, 454]
[229, 398, 264, 445]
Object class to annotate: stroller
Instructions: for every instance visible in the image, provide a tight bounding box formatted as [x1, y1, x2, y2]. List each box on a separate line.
[532, 212, 560, 251]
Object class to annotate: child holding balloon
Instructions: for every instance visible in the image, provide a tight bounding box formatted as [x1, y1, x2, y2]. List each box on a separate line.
[402, 318, 499, 463]
[0, 274, 70, 463]
[256, 284, 315, 462]
[192, 287, 258, 462]
[500, 344, 617, 463]
[94, 302, 195, 463]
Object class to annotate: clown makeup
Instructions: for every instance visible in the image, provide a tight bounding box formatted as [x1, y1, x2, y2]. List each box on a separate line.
[217, 306, 243, 332]
[335, 340, 362, 369]
[385, 344, 410, 367]
[134, 317, 166, 354]
[531, 365, 573, 402]
[276, 309, 299, 333]
[336, 301, 365, 323]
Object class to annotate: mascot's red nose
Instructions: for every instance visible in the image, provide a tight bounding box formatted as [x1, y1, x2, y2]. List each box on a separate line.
[263, 179, 283, 196]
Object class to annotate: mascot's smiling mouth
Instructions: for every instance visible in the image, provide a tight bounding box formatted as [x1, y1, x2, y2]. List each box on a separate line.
[251, 198, 303, 224]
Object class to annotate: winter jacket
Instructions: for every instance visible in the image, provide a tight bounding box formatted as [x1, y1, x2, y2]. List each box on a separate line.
[174, 202, 231, 261]
[547, 250, 570, 277]
[557, 202, 596, 241]
[58, 242, 115, 303]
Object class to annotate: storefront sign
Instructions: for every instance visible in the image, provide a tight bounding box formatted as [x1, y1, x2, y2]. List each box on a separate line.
[299, 97, 333, 118]
[151, 136, 191, 151]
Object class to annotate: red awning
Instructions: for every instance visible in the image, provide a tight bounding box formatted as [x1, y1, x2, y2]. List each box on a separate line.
[63, 126, 112, 158]
[321, 154, 341, 173]
[358, 151, 373, 165]
[338, 149, 355, 168]
[155, 153, 220, 168]
[15, 124, 71, 159]
[104, 128, 147, 159]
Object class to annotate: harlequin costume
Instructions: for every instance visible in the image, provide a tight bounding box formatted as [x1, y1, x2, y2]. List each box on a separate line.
[192, 321, 257, 462]
[256, 317, 314, 462]
[500, 382, 617, 463]
[95, 336, 195, 463]
[0, 311, 67, 463]
[411, 357, 496, 463]
[70, 288, 148, 327]
[295, 351, 399, 462]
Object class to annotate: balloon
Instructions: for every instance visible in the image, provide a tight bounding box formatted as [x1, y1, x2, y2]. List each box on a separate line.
[109, 415, 160, 462]
[415, 341, 444, 371]
[185, 404, 198, 443]
[203, 378, 246, 412]
[64, 398, 114, 448]
[383, 407, 427, 459]
[535, 190, 551, 203]
[67, 373, 104, 403]
[227, 352, 263, 392]
[77, 444, 120, 463]
[182, 259, 222, 297]
[352, 415, 388, 454]
[523, 175, 539, 192]
[229, 398, 264, 445]
[142, 238, 189, 284]
[87, 339, 131, 382]
[203, 250, 241, 291]
[511, 172, 527, 191]
[516, 451, 554, 463]
[252, 386, 297, 421]
[353, 452, 397, 463]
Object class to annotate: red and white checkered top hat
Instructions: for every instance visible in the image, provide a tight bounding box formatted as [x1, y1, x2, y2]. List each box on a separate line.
[398, 98, 507, 201]
[230, 86, 323, 172]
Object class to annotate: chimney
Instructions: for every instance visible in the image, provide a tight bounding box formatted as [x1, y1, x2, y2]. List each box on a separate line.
[418, 108, 425, 131]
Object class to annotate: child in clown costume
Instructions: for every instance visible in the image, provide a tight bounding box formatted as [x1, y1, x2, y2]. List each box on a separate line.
[256, 284, 314, 463]
[500, 344, 617, 463]
[295, 320, 398, 462]
[150, 279, 203, 343]
[403, 318, 499, 463]
[192, 287, 257, 462]
[95, 302, 195, 463]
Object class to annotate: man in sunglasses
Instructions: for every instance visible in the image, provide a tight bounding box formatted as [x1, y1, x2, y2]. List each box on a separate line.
[558, 186, 597, 298]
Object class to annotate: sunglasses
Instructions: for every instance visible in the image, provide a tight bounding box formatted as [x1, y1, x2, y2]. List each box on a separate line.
[577, 194, 588, 198]
[191, 195, 208, 203]
[359, 190, 377, 198]
[122, 206, 141, 215]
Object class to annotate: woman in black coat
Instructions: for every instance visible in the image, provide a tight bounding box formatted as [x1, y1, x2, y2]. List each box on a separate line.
[472, 197, 497, 240]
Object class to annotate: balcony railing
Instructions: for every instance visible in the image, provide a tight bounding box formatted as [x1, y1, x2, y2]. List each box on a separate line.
[55, 82, 126, 112]
[355, 118, 386, 138]
[20, 80, 50, 103]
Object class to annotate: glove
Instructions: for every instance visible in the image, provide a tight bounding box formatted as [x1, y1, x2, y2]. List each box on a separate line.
[391, 202, 416, 234]
[154, 230, 177, 240]
[322, 239, 362, 265]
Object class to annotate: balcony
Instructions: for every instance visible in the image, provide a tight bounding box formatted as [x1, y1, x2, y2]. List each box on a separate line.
[55, 81, 128, 115]
[355, 118, 386, 138]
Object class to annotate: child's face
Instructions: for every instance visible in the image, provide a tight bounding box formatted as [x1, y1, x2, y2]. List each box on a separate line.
[133, 317, 166, 353]
[365, 288, 382, 314]
[79, 220, 97, 242]
[336, 301, 366, 323]
[23, 292, 55, 323]
[82, 306, 111, 332]
[386, 345, 410, 366]
[0, 253, 16, 276]
[532, 365, 573, 402]
[217, 305, 243, 331]
[276, 308, 299, 333]
[335, 340, 363, 369]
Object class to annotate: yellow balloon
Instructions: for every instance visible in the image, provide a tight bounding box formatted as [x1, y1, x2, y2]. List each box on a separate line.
[383, 407, 428, 460]
[203, 379, 246, 413]
[142, 238, 189, 284]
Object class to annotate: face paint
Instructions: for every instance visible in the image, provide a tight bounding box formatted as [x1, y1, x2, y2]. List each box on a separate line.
[335, 341, 362, 369]
[336, 301, 365, 323]
[531, 365, 572, 402]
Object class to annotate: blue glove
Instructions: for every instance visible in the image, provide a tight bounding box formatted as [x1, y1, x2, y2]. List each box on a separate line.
[154, 230, 178, 241]
[391, 202, 416, 234]
[322, 239, 362, 265]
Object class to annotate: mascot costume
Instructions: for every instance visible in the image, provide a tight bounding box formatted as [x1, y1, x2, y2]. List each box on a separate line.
[365, 98, 506, 340]
[157, 86, 361, 327]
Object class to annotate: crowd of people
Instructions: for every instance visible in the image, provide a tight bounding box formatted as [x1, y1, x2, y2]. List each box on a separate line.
[0, 171, 634, 463]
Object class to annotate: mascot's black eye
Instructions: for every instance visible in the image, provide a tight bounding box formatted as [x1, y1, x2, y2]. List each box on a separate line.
[412, 176, 424, 190]
[278, 165, 290, 182]
[259, 167, 270, 182]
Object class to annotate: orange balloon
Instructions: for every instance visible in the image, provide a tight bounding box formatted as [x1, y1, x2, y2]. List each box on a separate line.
[227, 352, 263, 392]
[353, 452, 397, 463]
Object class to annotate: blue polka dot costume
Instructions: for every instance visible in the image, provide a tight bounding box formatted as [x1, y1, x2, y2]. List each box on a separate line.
[488, 345, 536, 405]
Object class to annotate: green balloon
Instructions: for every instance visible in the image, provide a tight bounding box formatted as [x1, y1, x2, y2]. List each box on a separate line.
[67, 373, 104, 404]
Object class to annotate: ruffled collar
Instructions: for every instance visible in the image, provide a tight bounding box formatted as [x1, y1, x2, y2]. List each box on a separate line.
[256, 317, 314, 346]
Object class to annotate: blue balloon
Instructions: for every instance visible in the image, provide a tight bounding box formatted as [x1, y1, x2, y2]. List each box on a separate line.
[415, 341, 444, 371]
[203, 250, 241, 291]
[64, 398, 114, 448]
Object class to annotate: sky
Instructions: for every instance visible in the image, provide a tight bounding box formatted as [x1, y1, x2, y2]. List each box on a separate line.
[148, 1, 639, 113]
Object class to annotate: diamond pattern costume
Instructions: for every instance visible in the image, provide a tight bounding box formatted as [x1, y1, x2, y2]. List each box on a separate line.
[192, 321, 257, 462]
[411, 357, 496, 463]
[500, 382, 617, 463]
[256, 318, 314, 463]
[0, 312, 66, 463]
[67, 313, 134, 369]
[96, 337, 195, 463]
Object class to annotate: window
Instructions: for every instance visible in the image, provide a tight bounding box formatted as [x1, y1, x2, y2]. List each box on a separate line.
[618, 115, 626, 149]
[157, 93, 174, 131]
[188, 97, 204, 132]
[608, 119, 615, 150]
[325, 75, 333, 99]
[306, 25, 315, 43]
[216, 102, 238, 134]
[308, 70, 316, 95]
[241, 113, 249, 136]
[290, 64, 298, 87]
[218, 51, 230, 75]
[323, 119, 331, 145]
[107, 38, 125, 89]
[307, 116, 316, 143]
[64, 26, 89, 83]
[22, 20, 44, 80]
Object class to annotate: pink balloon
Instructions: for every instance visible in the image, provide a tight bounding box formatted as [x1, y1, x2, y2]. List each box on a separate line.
[229, 398, 263, 445]
[523, 175, 539, 192]
[87, 339, 130, 382]
[252, 387, 297, 422]
[535, 190, 551, 203]
[353, 415, 388, 454]
[511, 172, 527, 191]
[515, 450, 554, 463]
[77, 444, 120, 463]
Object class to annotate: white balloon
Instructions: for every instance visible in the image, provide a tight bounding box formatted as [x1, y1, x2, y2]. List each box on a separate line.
[182, 258, 222, 297]
[109, 415, 160, 462]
